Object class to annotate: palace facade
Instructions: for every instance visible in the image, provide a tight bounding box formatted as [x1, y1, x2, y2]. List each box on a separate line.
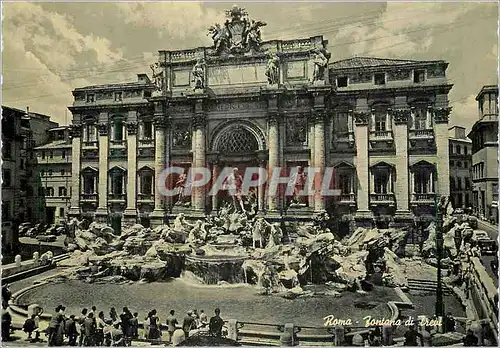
[67, 7, 452, 234]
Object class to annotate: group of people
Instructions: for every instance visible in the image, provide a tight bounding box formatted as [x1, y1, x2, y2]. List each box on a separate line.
[35, 304, 225, 346]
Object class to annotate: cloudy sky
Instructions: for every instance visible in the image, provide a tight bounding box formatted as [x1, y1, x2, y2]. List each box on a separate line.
[2, 1, 498, 131]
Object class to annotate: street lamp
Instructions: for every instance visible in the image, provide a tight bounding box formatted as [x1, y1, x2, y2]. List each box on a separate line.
[435, 195, 446, 318]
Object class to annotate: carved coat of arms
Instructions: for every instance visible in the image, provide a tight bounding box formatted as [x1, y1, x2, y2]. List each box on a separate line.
[207, 5, 267, 55]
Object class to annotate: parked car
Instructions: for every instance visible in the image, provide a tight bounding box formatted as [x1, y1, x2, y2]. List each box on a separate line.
[18, 222, 33, 236]
[36, 235, 57, 243]
[467, 215, 478, 229]
[471, 230, 497, 256]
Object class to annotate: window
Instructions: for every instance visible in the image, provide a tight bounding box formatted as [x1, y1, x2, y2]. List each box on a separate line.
[413, 70, 425, 83]
[48, 169, 53, 176]
[58, 187, 67, 196]
[464, 161, 468, 168]
[337, 76, 348, 87]
[374, 110, 387, 132]
[414, 168, 432, 193]
[142, 121, 153, 139]
[60, 169, 65, 176]
[49, 151, 54, 159]
[413, 106, 427, 130]
[59, 207, 65, 219]
[456, 145, 461, 154]
[338, 173, 351, 194]
[110, 171, 125, 195]
[20, 159, 25, 170]
[140, 173, 153, 196]
[450, 160, 454, 167]
[457, 161, 462, 168]
[464, 147, 468, 156]
[144, 90, 152, 98]
[450, 176, 455, 191]
[86, 94, 95, 102]
[2, 202, 10, 221]
[374, 73, 386, 85]
[334, 112, 349, 135]
[2, 169, 12, 188]
[114, 92, 123, 101]
[112, 120, 124, 142]
[457, 178, 462, 190]
[373, 170, 390, 194]
[2, 141, 12, 159]
[465, 178, 471, 190]
[40, 169, 45, 177]
[83, 174, 96, 194]
[61, 150, 66, 159]
[46, 187, 54, 197]
[493, 183, 498, 201]
[41, 151, 46, 159]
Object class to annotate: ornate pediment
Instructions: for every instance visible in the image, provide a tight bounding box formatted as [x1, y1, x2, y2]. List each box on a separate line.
[208, 5, 267, 56]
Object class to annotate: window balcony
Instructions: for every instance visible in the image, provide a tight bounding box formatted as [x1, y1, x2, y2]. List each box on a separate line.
[138, 138, 154, 147]
[335, 193, 356, 205]
[370, 192, 395, 206]
[110, 139, 126, 147]
[82, 141, 98, 148]
[411, 192, 436, 205]
[137, 193, 154, 202]
[370, 130, 393, 139]
[108, 193, 126, 202]
[81, 193, 97, 202]
[409, 129, 434, 140]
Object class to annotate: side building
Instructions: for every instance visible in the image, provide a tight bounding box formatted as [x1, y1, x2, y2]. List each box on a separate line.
[468, 85, 499, 223]
[448, 126, 472, 210]
[34, 126, 72, 225]
[1, 106, 57, 254]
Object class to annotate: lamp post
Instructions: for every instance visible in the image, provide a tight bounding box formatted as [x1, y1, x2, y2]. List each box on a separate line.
[435, 195, 445, 318]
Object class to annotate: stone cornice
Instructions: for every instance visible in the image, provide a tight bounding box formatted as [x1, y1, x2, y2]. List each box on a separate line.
[153, 117, 169, 128]
[392, 108, 411, 124]
[353, 111, 370, 125]
[97, 123, 108, 136]
[68, 102, 149, 112]
[433, 106, 452, 124]
[335, 84, 454, 97]
[267, 109, 282, 124]
[310, 108, 326, 123]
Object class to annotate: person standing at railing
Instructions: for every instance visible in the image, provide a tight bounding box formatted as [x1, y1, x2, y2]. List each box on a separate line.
[166, 310, 179, 343]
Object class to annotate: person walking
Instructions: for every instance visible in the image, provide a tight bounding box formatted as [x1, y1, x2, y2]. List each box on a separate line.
[95, 311, 107, 346]
[148, 309, 160, 340]
[119, 307, 132, 341]
[78, 308, 88, 347]
[83, 312, 96, 346]
[166, 310, 178, 343]
[209, 308, 224, 339]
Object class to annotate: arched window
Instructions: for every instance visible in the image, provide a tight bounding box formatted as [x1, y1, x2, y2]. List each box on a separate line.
[138, 166, 154, 199]
[81, 167, 98, 195]
[218, 126, 259, 154]
[109, 166, 126, 198]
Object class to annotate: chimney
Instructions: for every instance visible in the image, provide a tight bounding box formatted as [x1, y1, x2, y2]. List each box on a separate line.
[26, 106, 30, 115]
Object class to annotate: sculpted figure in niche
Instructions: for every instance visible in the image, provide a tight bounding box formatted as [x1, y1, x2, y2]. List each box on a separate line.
[265, 54, 280, 85]
[312, 49, 331, 82]
[150, 62, 164, 91]
[191, 59, 206, 90]
[288, 166, 307, 206]
[174, 172, 191, 207]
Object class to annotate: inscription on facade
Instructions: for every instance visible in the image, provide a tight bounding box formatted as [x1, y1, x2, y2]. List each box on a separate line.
[286, 61, 306, 79]
[208, 64, 266, 85]
[208, 101, 266, 112]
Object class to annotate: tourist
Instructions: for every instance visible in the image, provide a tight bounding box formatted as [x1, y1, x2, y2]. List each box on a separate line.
[48, 305, 63, 346]
[209, 308, 224, 339]
[96, 311, 107, 346]
[444, 312, 456, 333]
[462, 329, 479, 346]
[119, 307, 132, 339]
[199, 310, 208, 327]
[83, 312, 96, 346]
[192, 309, 200, 327]
[147, 309, 161, 340]
[2, 284, 11, 308]
[78, 308, 88, 346]
[110, 323, 125, 346]
[1, 302, 12, 342]
[109, 307, 118, 323]
[65, 315, 78, 346]
[182, 310, 196, 338]
[23, 314, 37, 341]
[403, 325, 422, 346]
[143, 312, 150, 339]
[166, 309, 179, 342]
[129, 312, 139, 339]
[368, 327, 382, 346]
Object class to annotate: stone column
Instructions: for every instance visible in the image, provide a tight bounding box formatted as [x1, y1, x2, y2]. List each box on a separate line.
[313, 109, 326, 212]
[150, 116, 166, 227]
[386, 109, 392, 131]
[95, 116, 109, 223]
[429, 170, 434, 193]
[191, 111, 206, 213]
[68, 125, 82, 218]
[267, 111, 279, 213]
[258, 160, 266, 212]
[410, 171, 415, 194]
[393, 108, 411, 215]
[124, 121, 138, 226]
[434, 105, 451, 197]
[211, 160, 220, 214]
[308, 121, 315, 207]
[354, 108, 372, 219]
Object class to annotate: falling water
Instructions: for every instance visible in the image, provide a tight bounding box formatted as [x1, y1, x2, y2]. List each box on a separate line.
[243, 267, 248, 284]
[284, 255, 290, 270]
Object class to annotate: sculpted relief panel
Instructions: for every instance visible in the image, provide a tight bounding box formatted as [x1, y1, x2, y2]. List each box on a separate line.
[286, 117, 308, 146]
[172, 122, 192, 149]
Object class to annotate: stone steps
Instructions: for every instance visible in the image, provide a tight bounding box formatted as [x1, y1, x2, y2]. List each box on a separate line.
[407, 278, 452, 294]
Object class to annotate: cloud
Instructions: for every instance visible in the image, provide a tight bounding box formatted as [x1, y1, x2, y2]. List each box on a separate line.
[450, 95, 479, 132]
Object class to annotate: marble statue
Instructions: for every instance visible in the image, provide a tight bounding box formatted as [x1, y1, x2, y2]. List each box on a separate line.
[267, 223, 283, 249]
[191, 59, 206, 90]
[252, 217, 271, 248]
[288, 166, 307, 206]
[265, 54, 280, 85]
[174, 173, 190, 207]
[207, 23, 230, 54]
[245, 20, 267, 52]
[223, 168, 246, 213]
[150, 62, 164, 91]
[311, 49, 331, 82]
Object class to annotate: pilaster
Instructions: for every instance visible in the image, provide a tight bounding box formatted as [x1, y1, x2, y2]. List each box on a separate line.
[150, 102, 167, 227]
[267, 110, 280, 214]
[68, 125, 82, 218]
[312, 109, 326, 213]
[95, 118, 109, 222]
[392, 108, 411, 215]
[191, 98, 207, 213]
[354, 108, 372, 219]
[434, 107, 451, 197]
[124, 122, 138, 224]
